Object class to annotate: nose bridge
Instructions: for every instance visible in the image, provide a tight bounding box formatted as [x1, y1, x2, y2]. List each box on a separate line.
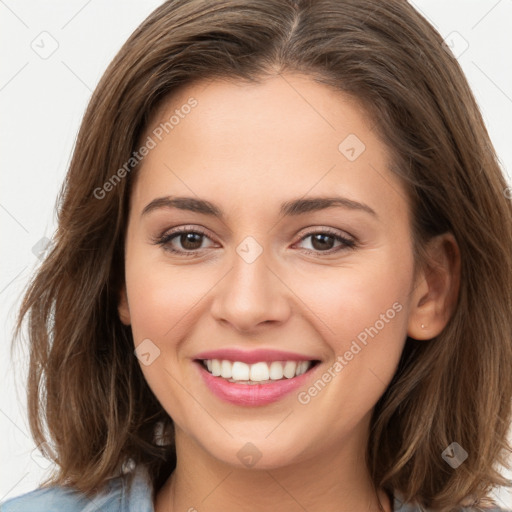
[210, 234, 290, 331]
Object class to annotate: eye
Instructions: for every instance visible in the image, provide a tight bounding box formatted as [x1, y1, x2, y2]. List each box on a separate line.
[154, 226, 216, 257]
[153, 226, 357, 257]
[295, 228, 356, 255]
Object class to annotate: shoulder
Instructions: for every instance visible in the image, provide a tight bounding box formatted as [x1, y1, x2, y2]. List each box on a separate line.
[0, 464, 154, 512]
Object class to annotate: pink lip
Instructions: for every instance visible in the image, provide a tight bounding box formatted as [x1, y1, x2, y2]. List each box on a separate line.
[193, 360, 321, 406]
[193, 348, 318, 364]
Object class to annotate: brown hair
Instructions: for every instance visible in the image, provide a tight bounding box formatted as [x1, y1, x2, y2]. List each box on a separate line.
[13, 0, 512, 509]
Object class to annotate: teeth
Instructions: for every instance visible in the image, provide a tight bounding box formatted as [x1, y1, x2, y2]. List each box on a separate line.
[269, 361, 284, 380]
[232, 361, 250, 381]
[201, 359, 315, 383]
[250, 362, 269, 382]
[211, 359, 221, 376]
[221, 360, 232, 379]
[283, 361, 297, 378]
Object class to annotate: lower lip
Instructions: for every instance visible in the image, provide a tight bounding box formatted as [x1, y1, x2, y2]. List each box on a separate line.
[194, 360, 321, 406]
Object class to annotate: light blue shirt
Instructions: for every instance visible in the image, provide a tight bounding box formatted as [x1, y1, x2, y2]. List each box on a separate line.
[0, 464, 510, 511]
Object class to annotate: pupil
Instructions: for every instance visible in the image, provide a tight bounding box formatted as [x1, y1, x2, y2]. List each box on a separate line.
[312, 234, 333, 251]
[182, 233, 202, 250]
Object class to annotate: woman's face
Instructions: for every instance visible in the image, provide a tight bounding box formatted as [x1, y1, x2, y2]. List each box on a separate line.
[119, 73, 417, 469]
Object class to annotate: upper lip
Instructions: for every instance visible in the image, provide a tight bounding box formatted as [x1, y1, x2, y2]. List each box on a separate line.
[193, 348, 321, 364]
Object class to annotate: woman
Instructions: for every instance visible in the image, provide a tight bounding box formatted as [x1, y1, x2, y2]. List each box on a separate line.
[2, 0, 511, 510]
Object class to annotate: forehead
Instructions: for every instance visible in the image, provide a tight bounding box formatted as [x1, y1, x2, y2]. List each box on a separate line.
[131, 74, 408, 224]
[148, 73, 376, 154]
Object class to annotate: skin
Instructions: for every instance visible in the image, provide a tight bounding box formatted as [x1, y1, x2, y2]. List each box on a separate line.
[118, 73, 460, 512]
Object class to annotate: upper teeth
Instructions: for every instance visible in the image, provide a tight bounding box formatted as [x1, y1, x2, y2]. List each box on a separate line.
[203, 359, 313, 382]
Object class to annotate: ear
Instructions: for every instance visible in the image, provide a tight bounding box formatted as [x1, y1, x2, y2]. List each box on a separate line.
[118, 284, 131, 326]
[407, 232, 460, 340]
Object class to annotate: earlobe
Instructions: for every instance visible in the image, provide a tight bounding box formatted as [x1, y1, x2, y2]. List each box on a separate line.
[118, 284, 131, 325]
[407, 233, 460, 341]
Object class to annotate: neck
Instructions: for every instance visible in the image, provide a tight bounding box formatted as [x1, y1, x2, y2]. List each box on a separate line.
[154, 421, 393, 512]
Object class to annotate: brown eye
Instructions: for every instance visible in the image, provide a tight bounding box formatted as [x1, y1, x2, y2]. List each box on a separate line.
[310, 233, 336, 251]
[177, 232, 204, 251]
[296, 229, 356, 255]
[155, 226, 215, 256]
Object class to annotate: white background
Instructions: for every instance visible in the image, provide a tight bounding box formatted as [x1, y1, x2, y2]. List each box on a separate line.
[1, 0, 511, 508]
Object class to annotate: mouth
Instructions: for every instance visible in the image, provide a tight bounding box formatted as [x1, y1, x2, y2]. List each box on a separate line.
[195, 358, 322, 385]
[192, 348, 324, 405]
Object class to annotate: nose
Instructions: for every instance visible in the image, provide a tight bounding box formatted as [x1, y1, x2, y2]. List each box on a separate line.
[210, 244, 291, 333]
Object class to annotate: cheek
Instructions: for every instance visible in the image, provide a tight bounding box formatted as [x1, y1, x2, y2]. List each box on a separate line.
[124, 256, 204, 418]
[287, 266, 410, 425]
[125, 261, 200, 343]
[295, 256, 410, 334]
[286, 254, 412, 388]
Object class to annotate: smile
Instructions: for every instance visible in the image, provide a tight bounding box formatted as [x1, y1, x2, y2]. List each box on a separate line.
[199, 359, 317, 384]
[193, 356, 322, 406]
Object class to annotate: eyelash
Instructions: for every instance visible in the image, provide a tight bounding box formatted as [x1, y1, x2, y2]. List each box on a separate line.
[153, 225, 357, 258]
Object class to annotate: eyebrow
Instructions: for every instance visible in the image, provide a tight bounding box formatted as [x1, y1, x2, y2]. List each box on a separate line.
[141, 195, 378, 219]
